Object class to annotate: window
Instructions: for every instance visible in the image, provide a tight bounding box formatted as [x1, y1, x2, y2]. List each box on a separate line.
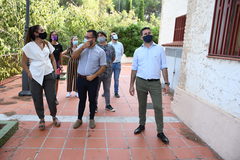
[173, 15, 186, 42]
[209, 0, 240, 59]
[162, 15, 186, 47]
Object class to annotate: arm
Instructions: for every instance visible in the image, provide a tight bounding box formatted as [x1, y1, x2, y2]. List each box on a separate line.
[21, 52, 32, 79]
[162, 68, 170, 93]
[86, 66, 106, 81]
[129, 70, 137, 96]
[121, 43, 124, 55]
[72, 41, 91, 59]
[111, 46, 116, 62]
[49, 54, 57, 72]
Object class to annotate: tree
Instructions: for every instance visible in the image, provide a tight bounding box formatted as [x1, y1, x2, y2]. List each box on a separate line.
[126, 0, 132, 13]
[138, 0, 144, 21]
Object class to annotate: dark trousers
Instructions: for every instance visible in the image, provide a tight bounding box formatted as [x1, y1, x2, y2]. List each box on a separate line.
[136, 77, 163, 133]
[77, 76, 99, 120]
[30, 73, 57, 119]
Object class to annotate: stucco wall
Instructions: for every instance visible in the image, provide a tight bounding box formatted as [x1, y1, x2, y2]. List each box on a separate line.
[179, 0, 240, 118]
[158, 0, 188, 44]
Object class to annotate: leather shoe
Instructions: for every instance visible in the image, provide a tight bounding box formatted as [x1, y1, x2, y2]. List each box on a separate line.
[157, 132, 169, 144]
[134, 125, 145, 134]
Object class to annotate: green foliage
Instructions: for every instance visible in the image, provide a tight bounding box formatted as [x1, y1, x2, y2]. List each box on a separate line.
[0, 54, 22, 81]
[126, 0, 132, 13]
[138, 0, 144, 21]
[0, 0, 160, 80]
[113, 22, 159, 57]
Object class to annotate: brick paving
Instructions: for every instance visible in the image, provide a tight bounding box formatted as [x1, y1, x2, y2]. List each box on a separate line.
[0, 64, 222, 160]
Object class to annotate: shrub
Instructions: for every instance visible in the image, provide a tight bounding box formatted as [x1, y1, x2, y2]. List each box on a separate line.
[112, 23, 159, 57]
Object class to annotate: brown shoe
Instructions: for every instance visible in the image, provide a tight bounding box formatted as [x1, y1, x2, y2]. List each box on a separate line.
[89, 119, 96, 129]
[53, 117, 61, 127]
[73, 119, 82, 129]
[39, 119, 45, 131]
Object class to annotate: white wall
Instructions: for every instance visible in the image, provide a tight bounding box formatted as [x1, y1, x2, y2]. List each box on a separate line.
[172, 0, 240, 159]
[179, 0, 240, 118]
[158, 0, 188, 45]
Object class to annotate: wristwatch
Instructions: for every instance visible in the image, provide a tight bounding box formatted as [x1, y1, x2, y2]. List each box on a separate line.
[165, 82, 170, 85]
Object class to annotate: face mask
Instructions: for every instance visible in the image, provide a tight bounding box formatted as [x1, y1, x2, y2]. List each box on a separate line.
[143, 35, 153, 43]
[39, 32, 47, 40]
[112, 34, 118, 40]
[72, 40, 78, 46]
[51, 35, 58, 41]
[83, 38, 88, 43]
[97, 37, 106, 43]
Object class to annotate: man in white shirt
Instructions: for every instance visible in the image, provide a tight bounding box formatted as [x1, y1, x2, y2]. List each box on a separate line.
[108, 32, 124, 98]
[129, 27, 170, 144]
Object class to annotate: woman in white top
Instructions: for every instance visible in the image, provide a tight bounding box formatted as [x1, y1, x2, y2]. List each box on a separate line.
[22, 25, 61, 130]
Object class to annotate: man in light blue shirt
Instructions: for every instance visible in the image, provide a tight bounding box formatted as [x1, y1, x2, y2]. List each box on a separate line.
[72, 30, 106, 130]
[129, 27, 170, 144]
[109, 32, 124, 98]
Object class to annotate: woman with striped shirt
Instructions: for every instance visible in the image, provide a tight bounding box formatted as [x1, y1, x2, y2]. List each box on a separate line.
[62, 36, 79, 97]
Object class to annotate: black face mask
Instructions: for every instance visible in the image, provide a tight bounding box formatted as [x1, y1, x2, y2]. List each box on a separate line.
[143, 35, 153, 43]
[39, 32, 47, 40]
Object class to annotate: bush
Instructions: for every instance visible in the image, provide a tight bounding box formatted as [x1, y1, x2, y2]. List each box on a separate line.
[0, 54, 22, 81]
[112, 23, 159, 57]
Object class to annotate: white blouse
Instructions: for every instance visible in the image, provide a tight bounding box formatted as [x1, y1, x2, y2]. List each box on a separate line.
[22, 41, 55, 85]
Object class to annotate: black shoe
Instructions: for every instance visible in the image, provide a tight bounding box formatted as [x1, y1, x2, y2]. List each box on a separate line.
[134, 125, 145, 134]
[105, 105, 116, 112]
[115, 93, 120, 98]
[157, 132, 169, 144]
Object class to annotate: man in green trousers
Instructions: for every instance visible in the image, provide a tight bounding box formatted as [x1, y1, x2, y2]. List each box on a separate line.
[129, 27, 170, 144]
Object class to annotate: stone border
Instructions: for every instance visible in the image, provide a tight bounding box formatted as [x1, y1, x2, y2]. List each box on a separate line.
[0, 120, 19, 147]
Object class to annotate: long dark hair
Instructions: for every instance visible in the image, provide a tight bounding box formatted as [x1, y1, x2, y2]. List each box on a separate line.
[25, 25, 40, 43]
[49, 31, 58, 42]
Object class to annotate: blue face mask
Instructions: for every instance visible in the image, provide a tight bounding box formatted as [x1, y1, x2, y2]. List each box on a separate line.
[72, 40, 78, 46]
[143, 35, 153, 43]
[97, 37, 106, 43]
[83, 38, 88, 43]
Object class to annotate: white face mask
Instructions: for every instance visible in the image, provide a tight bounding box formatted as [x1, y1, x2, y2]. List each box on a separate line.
[112, 34, 118, 40]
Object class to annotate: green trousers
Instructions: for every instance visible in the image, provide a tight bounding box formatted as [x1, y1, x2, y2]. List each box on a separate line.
[136, 77, 163, 133]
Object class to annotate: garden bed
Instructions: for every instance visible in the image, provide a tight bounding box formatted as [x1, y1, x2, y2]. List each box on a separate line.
[0, 121, 18, 147]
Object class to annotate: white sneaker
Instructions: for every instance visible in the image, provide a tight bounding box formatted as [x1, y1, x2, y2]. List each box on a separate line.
[66, 92, 71, 98]
[74, 92, 78, 97]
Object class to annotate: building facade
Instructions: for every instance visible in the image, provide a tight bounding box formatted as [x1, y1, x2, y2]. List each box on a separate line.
[159, 0, 240, 159]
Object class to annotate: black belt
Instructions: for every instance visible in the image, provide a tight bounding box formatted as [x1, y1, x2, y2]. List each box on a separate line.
[78, 74, 87, 79]
[138, 77, 159, 81]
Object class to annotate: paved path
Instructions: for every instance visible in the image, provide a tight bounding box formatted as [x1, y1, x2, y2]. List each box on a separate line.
[0, 64, 222, 160]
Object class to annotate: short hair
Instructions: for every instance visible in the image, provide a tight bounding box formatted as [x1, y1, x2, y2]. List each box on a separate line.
[97, 31, 107, 38]
[140, 27, 151, 35]
[87, 29, 97, 38]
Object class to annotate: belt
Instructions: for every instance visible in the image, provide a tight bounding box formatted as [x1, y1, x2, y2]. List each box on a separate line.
[78, 74, 87, 79]
[138, 77, 159, 81]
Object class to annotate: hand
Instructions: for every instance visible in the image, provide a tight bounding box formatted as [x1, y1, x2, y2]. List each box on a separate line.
[55, 68, 61, 75]
[129, 85, 135, 96]
[86, 75, 96, 81]
[27, 71, 32, 79]
[163, 84, 170, 94]
[82, 40, 92, 49]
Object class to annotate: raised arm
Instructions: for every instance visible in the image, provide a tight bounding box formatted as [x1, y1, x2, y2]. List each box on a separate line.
[72, 41, 91, 59]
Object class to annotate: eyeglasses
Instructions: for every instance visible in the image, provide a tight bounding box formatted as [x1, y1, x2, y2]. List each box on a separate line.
[84, 36, 94, 39]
